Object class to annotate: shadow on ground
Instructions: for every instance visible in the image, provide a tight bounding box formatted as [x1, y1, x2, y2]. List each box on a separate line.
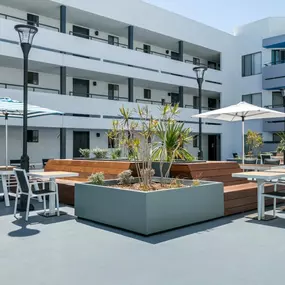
[76, 213, 246, 244]
[246, 209, 285, 230]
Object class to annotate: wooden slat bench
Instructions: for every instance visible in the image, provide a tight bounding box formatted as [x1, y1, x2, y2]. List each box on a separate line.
[45, 159, 138, 205]
[172, 162, 284, 216]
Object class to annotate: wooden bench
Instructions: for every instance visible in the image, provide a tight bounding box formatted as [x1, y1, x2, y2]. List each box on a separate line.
[172, 162, 284, 216]
[45, 159, 138, 205]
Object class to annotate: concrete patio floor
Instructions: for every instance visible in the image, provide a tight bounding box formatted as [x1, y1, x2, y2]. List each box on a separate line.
[1, 200, 285, 285]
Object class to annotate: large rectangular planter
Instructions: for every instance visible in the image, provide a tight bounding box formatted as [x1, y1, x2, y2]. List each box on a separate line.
[75, 179, 224, 235]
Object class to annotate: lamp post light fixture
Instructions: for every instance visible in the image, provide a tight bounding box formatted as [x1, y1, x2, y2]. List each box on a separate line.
[280, 88, 285, 165]
[193, 65, 207, 160]
[15, 24, 38, 210]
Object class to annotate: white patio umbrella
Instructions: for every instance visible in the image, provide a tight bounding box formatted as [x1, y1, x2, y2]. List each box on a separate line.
[192, 101, 285, 164]
[0, 97, 63, 168]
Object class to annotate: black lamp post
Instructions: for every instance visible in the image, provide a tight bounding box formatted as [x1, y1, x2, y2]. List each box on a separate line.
[193, 66, 207, 160]
[280, 88, 285, 165]
[15, 24, 38, 210]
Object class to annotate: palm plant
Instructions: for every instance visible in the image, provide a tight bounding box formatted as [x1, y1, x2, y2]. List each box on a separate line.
[152, 106, 194, 180]
[152, 122, 194, 162]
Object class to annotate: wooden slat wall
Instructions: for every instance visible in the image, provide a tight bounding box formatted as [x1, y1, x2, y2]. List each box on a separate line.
[45, 159, 137, 182]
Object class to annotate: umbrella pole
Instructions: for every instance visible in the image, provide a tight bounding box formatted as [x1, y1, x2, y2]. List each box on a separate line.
[5, 113, 8, 169]
[242, 116, 245, 165]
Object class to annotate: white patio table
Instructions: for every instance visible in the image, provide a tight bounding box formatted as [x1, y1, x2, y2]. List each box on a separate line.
[28, 171, 78, 217]
[232, 171, 285, 220]
[0, 170, 13, 207]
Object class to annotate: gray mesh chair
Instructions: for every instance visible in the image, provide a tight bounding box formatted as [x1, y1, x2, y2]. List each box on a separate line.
[13, 169, 59, 221]
[260, 154, 272, 164]
[244, 158, 257, 164]
[264, 159, 280, 165]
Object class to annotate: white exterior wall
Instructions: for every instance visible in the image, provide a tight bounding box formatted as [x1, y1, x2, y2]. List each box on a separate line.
[4, 0, 283, 162]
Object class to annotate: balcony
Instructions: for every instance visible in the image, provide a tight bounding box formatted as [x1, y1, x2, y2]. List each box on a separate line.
[0, 12, 59, 31]
[263, 61, 285, 90]
[263, 105, 285, 132]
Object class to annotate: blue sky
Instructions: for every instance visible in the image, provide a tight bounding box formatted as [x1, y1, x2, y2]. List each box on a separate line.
[143, 0, 285, 33]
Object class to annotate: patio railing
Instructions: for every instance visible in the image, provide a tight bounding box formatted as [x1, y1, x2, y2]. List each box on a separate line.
[69, 91, 128, 101]
[0, 12, 59, 31]
[0, 82, 60, 94]
[69, 32, 128, 48]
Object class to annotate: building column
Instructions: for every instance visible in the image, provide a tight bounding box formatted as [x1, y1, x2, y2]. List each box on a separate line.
[179, 86, 184, 108]
[179, 40, 184, 62]
[128, 26, 134, 50]
[128, 26, 134, 102]
[128, 78, 134, 102]
[178, 41, 184, 107]
[60, 5, 67, 159]
[60, 5, 66, 33]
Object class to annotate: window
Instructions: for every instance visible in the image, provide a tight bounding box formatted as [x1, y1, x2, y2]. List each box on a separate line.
[242, 93, 262, 107]
[28, 72, 39, 85]
[273, 133, 281, 143]
[108, 35, 119, 46]
[108, 136, 118, 149]
[27, 130, 39, 143]
[208, 61, 217, 70]
[193, 135, 198, 148]
[272, 91, 283, 107]
[272, 50, 285, 65]
[27, 13, 39, 26]
[144, 89, 151, 99]
[242, 52, 262, 77]
[193, 96, 199, 109]
[108, 84, 119, 100]
[143, 44, 151, 54]
[72, 25, 90, 39]
[193, 57, 200, 65]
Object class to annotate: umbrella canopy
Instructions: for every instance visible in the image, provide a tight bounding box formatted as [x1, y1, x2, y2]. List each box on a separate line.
[192, 101, 285, 163]
[0, 97, 63, 168]
[0, 97, 62, 118]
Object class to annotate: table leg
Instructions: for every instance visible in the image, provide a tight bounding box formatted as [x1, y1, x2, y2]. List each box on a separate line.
[257, 179, 265, 220]
[1, 175, 10, 207]
[49, 178, 56, 216]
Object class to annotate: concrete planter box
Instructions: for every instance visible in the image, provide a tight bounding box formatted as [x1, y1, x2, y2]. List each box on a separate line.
[75, 179, 224, 235]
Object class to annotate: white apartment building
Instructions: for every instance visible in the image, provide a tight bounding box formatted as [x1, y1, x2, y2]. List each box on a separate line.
[0, 0, 282, 164]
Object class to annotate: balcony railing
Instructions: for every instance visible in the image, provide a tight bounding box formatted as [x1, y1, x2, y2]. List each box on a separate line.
[264, 104, 285, 109]
[69, 32, 128, 48]
[0, 12, 59, 31]
[184, 60, 221, 71]
[136, 100, 218, 110]
[136, 99, 171, 105]
[185, 104, 218, 111]
[69, 91, 128, 101]
[135, 48, 171, 59]
[264, 60, 285, 66]
[0, 82, 60, 94]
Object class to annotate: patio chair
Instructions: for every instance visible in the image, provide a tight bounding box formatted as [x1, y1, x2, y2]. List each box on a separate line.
[232, 153, 238, 158]
[42, 158, 53, 168]
[260, 154, 272, 164]
[244, 158, 257, 164]
[264, 159, 280, 165]
[13, 168, 59, 221]
[10, 159, 21, 167]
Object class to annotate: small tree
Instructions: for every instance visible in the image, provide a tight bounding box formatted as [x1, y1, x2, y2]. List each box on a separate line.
[276, 132, 285, 154]
[108, 105, 157, 190]
[246, 130, 263, 156]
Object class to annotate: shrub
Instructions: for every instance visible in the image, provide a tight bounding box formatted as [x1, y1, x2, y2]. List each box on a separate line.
[111, 148, 122, 160]
[88, 172, 105, 185]
[118, 170, 134, 185]
[92, 148, 108, 159]
[79, 148, 90, 158]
